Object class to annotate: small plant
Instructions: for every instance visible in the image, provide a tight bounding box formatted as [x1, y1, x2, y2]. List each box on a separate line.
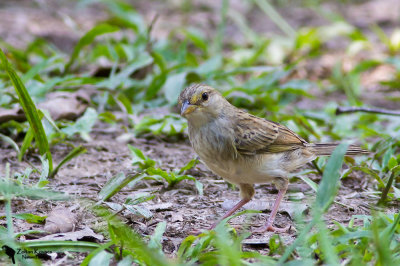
[97, 146, 202, 206]
[129, 145, 203, 194]
[83, 205, 171, 266]
[145, 158, 203, 194]
[0, 164, 101, 264]
[0, 49, 53, 171]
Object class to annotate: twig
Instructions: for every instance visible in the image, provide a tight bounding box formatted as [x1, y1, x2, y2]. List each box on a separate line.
[146, 14, 159, 53]
[336, 106, 400, 116]
[147, 14, 159, 38]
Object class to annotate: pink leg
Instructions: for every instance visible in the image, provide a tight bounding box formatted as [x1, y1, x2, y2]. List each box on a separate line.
[189, 184, 254, 235]
[208, 198, 251, 230]
[253, 186, 290, 233]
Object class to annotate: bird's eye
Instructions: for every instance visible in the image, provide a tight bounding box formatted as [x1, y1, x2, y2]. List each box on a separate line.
[202, 92, 209, 101]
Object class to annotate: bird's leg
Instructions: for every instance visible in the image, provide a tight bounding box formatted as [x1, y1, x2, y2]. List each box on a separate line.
[209, 183, 254, 230]
[253, 179, 290, 233]
[208, 198, 250, 230]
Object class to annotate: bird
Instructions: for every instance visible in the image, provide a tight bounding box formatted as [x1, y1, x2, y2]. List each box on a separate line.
[178, 83, 368, 233]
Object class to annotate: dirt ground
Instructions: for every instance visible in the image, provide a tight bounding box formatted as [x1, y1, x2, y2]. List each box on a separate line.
[1, 121, 391, 257]
[1, 0, 399, 264]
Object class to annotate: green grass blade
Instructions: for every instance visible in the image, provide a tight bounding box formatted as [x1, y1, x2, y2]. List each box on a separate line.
[298, 175, 318, 192]
[213, 0, 229, 53]
[107, 222, 171, 266]
[21, 240, 101, 252]
[278, 220, 316, 263]
[315, 143, 349, 212]
[0, 133, 20, 154]
[18, 127, 34, 161]
[148, 221, 166, 255]
[0, 179, 69, 200]
[315, 217, 340, 265]
[80, 241, 114, 266]
[280, 144, 349, 263]
[61, 107, 98, 141]
[0, 49, 53, 172]
[378, 166, 400, 205]
[64, 24, 119, 73]
[388, 212, 400, 240]
[194, 180, 204, 196]
[91, 204, 171, 265]
[13, 213, 46, 224]
[372, 216, 394, 265]
[49, 145, 87, 178]
[5, 198, 14, 238]
[98, 172, 143, 202]
[178, 158, 199, 174]
[254, 0, 296, 38]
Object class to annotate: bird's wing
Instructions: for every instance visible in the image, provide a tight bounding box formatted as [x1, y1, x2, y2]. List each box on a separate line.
[234, 112, 308, 155]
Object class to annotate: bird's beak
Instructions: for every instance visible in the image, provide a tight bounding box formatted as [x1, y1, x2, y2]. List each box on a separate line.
[180, 100, 196, 116]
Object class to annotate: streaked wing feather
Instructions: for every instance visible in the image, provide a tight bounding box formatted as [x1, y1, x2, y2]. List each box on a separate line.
[274, 126, 307, 145]
[234, 114, 308, 155]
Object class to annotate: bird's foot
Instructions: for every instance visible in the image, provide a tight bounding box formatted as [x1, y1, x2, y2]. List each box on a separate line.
[208, 223, 217, 231]
[188, 223, 216, 235]
[188, 222, 240, 236]
[252, 223, 291, 234]
[188, 228, 204, 235]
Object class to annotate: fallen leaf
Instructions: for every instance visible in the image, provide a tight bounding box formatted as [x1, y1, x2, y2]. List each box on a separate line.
[0, 107, 25, 123]
[170, 212, 183, 222]
[241, 238, 269, 245]
[38, 90, 91, 120]
[146, 202, 173, 211]
[36, 227, 103, 242]
[221, 199, 309, 219]
[44, 208, 76, 234]
[0, 90, 92, 123]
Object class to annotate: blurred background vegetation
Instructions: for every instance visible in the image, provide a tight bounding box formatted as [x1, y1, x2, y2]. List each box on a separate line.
[0, 0, 399, 265]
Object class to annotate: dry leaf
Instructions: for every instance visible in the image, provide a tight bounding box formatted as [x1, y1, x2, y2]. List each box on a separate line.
[0, 90, 92, 123]
[146, 202, 173, 211]
[44, 208, 77, 234]
[221, 199, 309, 219]
[0, 107, 25, 123]
[36, 227, 103, 242]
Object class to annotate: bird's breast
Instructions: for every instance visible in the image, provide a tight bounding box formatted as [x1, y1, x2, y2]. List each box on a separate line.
[188, 120, 236, 159]
[187, 120, 267, 183]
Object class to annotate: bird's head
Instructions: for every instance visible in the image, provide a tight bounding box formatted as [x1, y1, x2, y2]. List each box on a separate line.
[178, 84, 227, 125]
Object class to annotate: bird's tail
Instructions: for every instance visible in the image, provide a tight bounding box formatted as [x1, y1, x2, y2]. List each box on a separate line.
[311, 143, 369, 156]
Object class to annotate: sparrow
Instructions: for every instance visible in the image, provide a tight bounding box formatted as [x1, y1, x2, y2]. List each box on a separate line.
[178, 83, 368, 233]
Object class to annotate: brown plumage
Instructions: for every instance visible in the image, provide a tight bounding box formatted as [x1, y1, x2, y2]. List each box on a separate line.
[179, 83, 368, 233]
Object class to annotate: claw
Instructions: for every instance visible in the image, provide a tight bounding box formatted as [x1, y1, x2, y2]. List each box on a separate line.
[208, 223, 217, 231]
[252, 224, 291, 234]
[188, 228, 204, 235]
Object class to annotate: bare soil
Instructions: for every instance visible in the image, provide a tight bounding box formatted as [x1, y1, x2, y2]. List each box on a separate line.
[2, 120, 398, 264]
